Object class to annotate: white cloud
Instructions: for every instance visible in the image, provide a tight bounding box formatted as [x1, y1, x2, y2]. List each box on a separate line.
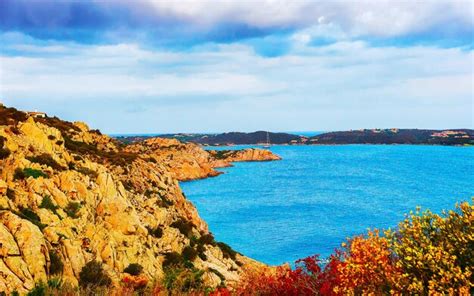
[136, 0, 473, 38]
[0, 32, 472, 132]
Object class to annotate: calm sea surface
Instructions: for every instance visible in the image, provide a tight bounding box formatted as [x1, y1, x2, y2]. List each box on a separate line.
[180, 145, 474, 265]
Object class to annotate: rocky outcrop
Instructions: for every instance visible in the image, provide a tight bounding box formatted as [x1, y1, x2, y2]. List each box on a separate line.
[125, 138, 281, 181]
[209, 148, 281, 167]
[0, 106, 265, 294]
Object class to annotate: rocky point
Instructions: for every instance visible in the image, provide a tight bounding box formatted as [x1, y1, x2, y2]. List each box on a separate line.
[0, 106, 280, 294]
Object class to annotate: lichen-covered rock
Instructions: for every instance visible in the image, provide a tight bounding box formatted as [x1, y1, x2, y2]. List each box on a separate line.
[0, 105, 266, 294]
[125, 138, 281, 181]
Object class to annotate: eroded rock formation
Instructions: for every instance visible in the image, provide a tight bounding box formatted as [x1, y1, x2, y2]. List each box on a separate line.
[0, 106, 273, 294]
[125, 138, 281, 181]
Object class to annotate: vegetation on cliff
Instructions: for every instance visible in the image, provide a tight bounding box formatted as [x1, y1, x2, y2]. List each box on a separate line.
[14, 199, 473, 295]
[0, 105, 259, 295]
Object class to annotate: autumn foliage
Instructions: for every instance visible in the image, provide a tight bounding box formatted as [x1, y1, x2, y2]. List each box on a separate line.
[224, 199, 473, 295]
[31, 200, 472, 295]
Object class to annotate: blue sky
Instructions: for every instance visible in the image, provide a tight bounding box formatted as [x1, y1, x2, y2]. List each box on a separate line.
[0, 0, 473, 133]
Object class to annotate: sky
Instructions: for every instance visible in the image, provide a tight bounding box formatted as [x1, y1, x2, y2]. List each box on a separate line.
[0, 0, 473, 134]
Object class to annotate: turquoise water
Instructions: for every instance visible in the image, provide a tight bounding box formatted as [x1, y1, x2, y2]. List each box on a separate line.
[180, 145, 474, 265]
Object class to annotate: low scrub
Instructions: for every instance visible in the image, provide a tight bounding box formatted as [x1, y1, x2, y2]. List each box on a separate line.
[64, 202, 81, 218]
[124, 263, 143, 276]
[26, 153, 66, 171]
[0, 137, 10, 160]
[147, 225, 163, 238]
[170, 218, 194, 238]
[39, 195, 59, 215]
[17, 207, 46, 230]
[79, 261, 112, 288]
[14, 168, 48, 180]
[48, 250, 64, 275]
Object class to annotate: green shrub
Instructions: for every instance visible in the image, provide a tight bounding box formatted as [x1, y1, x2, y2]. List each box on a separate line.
[124, 263, 143, 276]
[162, 266, 206, 293]
[39, 195, 58, 215]
[6, 188, 15, 200]
[182, 246, 198, 262]
[26, 282, 46, 296]
[14, 168, 48, 180]
[157, 195, 174, 208]
[0, 147, 10, 160]
[26, 153, 66, 171]
[76, 166, 98, 179]
[0, 106, 27, 126]
[163, 252, 183, 268]
[147, 225, 163, 238]
[208, 267, 225, 282]
[64, 202, 81, 218]
[216, 242, 237, 260]
[170, 218, 194, 238]
[48, 250, 64, 275]
[79, 261, 112, 287]
[198, 233, 215, 245]
[18, 208, 46, 230]
[196, 244, 207, 261]
[47, 278, 62, 289]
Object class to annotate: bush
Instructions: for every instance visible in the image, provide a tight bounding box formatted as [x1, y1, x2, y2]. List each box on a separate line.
[48, 250, 64, 275]
[182, 246, 198, 262]
[26, 153, 66, 171]
[147, 225, 163, 238]
[198, 233, 215, 245]
[170, 218, 194, 238]
[0, 106, 27, 126]
[64, 202, 81, 218]
[162, 266, 206, 293]
[124, 263, 143, 276]
[14, 168, 48, 180]
[216, 242, 237, 260]
[6, 188, 15, 200]
[0, 148, 10, 160]
[0, 135, 6, 147]
[39, 195, 58, 215]
[79, 261, 112, 287]
[26, 282, 46, 296]
[76, 166, 98, 179]
[163, 252, 183, 268]
[232, 200, 473, 296]
[18, 208, 46, 230]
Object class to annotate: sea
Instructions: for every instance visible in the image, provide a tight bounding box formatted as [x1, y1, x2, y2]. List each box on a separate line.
[180, 144, 474, 265]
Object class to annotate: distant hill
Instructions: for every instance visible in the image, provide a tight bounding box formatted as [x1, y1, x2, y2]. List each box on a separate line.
[116, 131, 305, 145]
[189, 131, 303, 145]
[115, 129, 474, 146]
[308, 129, 474, 145]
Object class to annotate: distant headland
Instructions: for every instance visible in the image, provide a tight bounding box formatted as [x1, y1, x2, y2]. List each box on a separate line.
[115, 129, 474, 146]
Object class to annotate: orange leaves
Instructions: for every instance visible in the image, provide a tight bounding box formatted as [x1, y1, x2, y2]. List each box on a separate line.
[331, 230, 403, 294]
[231, 199, 472, 296]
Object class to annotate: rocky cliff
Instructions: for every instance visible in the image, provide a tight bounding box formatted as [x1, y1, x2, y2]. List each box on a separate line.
[125, 138, 281, 181]
[0, 106, 270, 294]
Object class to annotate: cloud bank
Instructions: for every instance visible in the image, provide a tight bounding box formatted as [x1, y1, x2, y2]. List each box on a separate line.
[0, 0, 472, 133]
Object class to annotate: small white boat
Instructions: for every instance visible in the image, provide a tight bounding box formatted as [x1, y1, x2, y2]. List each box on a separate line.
[263, 132, 271, 148]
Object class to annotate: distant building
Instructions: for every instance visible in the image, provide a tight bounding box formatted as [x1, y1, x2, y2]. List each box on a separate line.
[27, 111, 47, 118]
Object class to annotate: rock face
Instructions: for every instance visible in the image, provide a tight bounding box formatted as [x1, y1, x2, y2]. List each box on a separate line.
[0, 106, 265, 294]
[125, 138, 281, 181]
